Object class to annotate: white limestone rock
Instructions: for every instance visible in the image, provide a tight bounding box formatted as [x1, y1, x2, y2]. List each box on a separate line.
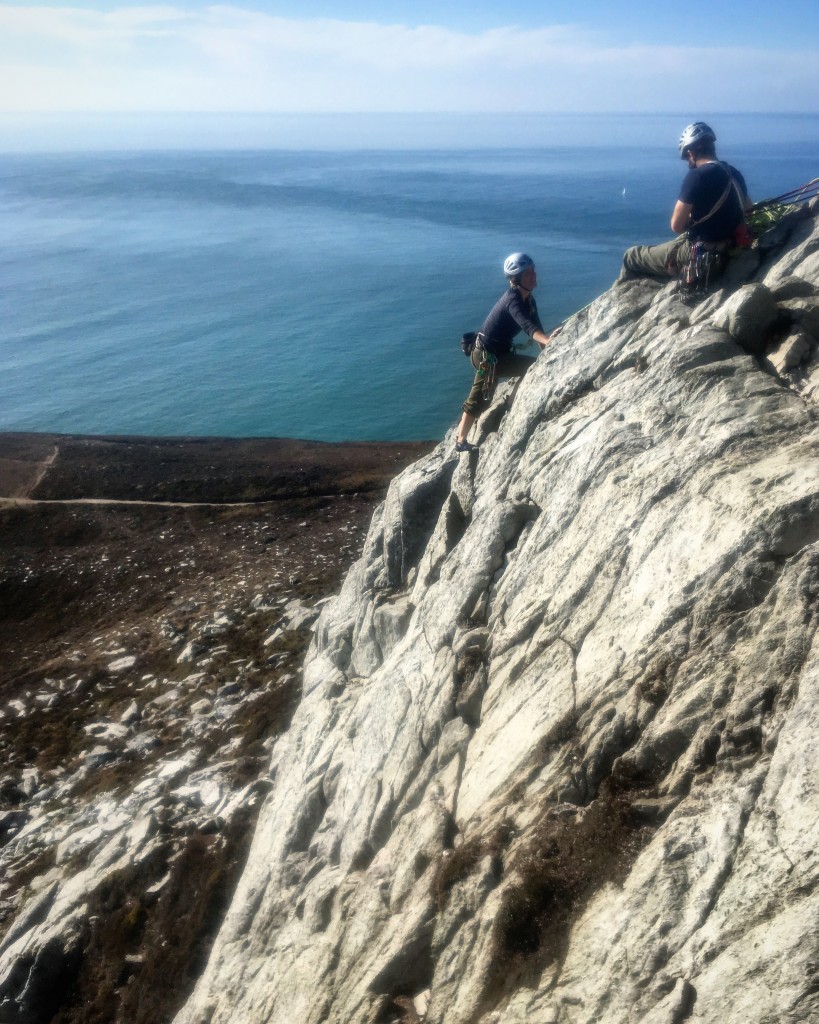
[5, 214, 819, 1024]
[120, 699, 140, 725]
[177, 641, 203, 664]
[763, 327, 813, 375]
[107, 655, 137, 673]
[281, 598, 320, 631]
[83, 721, 129, 744]
[711, 282, 778, 353]
[164, 219, 819, 1024]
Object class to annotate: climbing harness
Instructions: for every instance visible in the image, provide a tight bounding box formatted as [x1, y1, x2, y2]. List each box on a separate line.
[678, 242, 729, 303]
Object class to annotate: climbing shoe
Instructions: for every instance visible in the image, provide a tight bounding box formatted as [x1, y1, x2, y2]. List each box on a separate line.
[455, 439, 477, 453]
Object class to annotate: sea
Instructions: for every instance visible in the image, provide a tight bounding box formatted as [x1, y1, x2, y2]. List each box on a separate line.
[2, 112, 818, 442]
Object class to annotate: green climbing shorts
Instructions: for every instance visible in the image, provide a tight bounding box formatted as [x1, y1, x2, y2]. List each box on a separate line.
[462, 346, 537, 416]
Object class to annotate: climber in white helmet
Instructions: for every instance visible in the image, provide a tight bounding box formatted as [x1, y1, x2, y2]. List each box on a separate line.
[619, 121, 751, 281]
[455, 253, 557, 453]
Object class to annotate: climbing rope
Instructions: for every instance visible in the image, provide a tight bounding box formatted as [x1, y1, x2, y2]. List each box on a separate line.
[745, 177, 819, 236]
[748, 177, 819, 213]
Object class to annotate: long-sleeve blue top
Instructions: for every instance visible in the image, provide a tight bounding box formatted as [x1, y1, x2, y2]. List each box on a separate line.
[478, 287, 544, 355]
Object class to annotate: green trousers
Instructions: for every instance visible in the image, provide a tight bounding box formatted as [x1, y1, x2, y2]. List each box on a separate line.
[619, 235, 692, 280]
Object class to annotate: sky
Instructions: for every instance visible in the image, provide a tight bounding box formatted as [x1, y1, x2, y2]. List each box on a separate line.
[1, 1, 818, 118]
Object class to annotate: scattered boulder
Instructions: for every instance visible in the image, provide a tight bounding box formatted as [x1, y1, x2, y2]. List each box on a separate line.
[84, 745, 117, 767]
[280, 599, 320, 631]
[763, 328, 814, 376]
[712, 282, 778, 353]
[120, 700, 140, 725]
[107, 655, 137, 673]
[177, 641, 203, 664]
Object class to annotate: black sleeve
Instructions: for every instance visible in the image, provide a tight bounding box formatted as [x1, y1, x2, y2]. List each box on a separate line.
[508, 291, 544, 339]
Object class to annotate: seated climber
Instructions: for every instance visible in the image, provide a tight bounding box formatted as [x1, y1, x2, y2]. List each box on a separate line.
[455, 253, 557, 453]
[619, 122, 751, 281]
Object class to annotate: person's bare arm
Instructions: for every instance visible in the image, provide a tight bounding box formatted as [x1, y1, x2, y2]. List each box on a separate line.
[534, 327, 562, 348]
[670, 200, 692, 234]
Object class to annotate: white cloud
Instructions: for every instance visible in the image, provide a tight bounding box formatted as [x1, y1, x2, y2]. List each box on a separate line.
[0, 5, 187, 46]
[0, 4, 816, 112]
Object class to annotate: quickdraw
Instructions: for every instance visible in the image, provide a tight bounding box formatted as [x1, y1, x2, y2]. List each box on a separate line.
[678, 243, 728, 303]
[477, 351, 498, 402]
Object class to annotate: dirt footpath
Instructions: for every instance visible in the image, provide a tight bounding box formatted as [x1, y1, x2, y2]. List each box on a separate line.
[0, 432, 435, 684]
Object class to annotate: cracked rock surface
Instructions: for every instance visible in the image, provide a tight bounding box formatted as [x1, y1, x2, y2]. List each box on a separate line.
[3, 210, 819, 1023]
[172, 210, 819, 1024]
[0, 436, 430, 1024]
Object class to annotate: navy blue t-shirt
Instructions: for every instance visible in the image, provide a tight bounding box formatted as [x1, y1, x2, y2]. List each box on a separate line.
[679, 161, 748, 242]
[479, 288, 544, 355]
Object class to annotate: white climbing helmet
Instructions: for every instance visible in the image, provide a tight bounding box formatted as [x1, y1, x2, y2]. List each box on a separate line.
[679, 122, 716, 159]
[503, 253, 535, 279]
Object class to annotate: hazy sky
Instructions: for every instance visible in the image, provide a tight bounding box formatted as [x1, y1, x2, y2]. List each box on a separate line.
[1, 1, 818, 115]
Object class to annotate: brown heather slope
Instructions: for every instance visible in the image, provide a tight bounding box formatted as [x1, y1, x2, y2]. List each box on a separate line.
[0, 432, 433, 1024]
[0, 432, 434, 680]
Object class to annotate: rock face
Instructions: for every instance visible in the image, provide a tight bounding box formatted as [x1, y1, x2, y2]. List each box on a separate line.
[172, 210, 819, 1024]
[5, 212, 819, 1024]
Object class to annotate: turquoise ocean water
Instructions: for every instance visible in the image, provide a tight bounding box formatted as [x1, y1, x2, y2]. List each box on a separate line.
[1, 113, 818, 442]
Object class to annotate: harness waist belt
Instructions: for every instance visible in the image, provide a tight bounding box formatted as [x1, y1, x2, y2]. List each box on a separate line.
[475, 332, 509, 353]
[692, 239, 733, 252]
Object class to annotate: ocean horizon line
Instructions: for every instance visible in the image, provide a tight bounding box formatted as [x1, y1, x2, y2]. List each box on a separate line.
[2, 110, 817, 153]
